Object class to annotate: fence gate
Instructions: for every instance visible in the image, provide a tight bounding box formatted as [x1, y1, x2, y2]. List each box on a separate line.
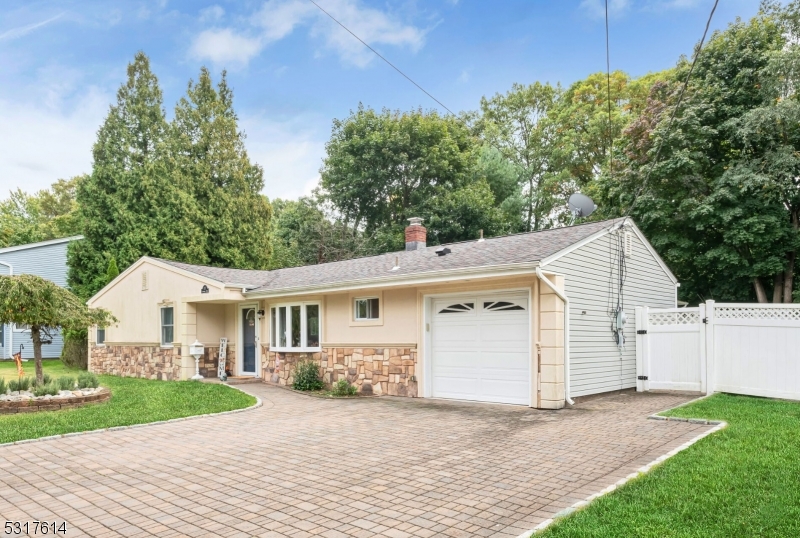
[636, 305, 705, 393]
[637, 301, 800, 401]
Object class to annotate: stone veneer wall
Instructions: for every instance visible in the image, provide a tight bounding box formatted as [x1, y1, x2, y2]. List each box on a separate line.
[90, 345, 181, 381]
[262, 347, 418, 397]
[199, 346, 236, 378]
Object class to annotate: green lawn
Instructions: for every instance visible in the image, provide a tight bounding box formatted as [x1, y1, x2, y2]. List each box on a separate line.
[537, 393, 800, 537]
[0, 359, 256, 444]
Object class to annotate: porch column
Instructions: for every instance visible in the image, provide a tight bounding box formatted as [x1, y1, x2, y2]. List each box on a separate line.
[539, 274, 566, 409]
[179, 301, 198, 380]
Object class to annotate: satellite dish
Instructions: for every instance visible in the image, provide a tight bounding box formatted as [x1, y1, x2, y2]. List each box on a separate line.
[568, 193, 597, 218]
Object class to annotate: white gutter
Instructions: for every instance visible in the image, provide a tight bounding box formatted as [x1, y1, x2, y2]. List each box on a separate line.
[0, 261, 12, 359]
[536, 267, 574, 406]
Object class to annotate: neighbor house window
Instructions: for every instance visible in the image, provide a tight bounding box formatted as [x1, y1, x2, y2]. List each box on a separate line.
[270, 303, 321, 351]
[354, 297, 380, 320]
[97, 328, 106, 346]
[160, 306, 174, 347]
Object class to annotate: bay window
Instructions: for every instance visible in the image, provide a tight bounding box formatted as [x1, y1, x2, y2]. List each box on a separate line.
[270, 302, 321, 351]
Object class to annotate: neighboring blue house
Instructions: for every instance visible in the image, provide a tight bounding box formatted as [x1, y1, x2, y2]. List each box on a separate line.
[0, 236, 82, 360]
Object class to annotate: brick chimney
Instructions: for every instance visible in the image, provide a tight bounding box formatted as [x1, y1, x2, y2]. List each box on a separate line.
[405, 217, 426, 251]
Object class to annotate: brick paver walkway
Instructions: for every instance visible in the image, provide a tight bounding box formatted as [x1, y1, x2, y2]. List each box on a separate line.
[0, 385, 712, 537]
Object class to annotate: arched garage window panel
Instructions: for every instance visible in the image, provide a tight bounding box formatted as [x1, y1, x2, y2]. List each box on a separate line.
[483, 300, 526, 312]
[438, 302, 474, 314]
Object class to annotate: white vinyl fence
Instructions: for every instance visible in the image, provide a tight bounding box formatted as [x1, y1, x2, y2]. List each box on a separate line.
[636, 301, 800, 401]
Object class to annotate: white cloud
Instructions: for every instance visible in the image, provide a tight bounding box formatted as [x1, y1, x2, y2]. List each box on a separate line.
[0, 87, 110, 195]
[199, 5, 225, 22]
[239, 114, 325, 199]
[189, 28, 263, 67]
[190, 0, 426, 69]
[0, 13, 63, 41]
[457, 69, 470, 83]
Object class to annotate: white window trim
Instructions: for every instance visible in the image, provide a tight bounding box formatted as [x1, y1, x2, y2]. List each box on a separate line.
[349, 291, 384, 327]
[13, 323, 30, 333]
[269, 301, 322, 353]
[160, 305, 174, 348]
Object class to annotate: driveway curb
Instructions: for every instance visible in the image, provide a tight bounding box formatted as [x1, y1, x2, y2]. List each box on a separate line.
[0, 384, 262, 448]
[517, 395, 728, 538]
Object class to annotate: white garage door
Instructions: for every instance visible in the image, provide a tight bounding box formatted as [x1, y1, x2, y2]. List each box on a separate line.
[431, 293, 530, 405]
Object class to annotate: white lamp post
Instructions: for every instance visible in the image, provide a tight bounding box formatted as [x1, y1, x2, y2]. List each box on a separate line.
[190, 340, 204, 381]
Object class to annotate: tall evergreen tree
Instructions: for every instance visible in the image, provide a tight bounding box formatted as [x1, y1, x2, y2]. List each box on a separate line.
[169, 68, 272, 269]
[68, 52, 204, 299]
[68, 56, 271, 299]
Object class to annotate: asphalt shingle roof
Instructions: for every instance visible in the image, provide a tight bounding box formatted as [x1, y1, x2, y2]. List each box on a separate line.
[156, 219, 619, 294]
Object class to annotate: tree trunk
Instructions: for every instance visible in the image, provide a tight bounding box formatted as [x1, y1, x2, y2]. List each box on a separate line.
[773, 273, 783, 303]
[31, 325, 43, 384]
[784, 252, 796, 303]
[753, 277, 768, 303]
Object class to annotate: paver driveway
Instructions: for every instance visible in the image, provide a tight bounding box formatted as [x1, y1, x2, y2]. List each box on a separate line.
[0, 385, 712, 538]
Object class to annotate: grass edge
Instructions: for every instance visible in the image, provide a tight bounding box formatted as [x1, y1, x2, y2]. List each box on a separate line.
[0, 383, 263, 448]
[518, 393, 729, 538]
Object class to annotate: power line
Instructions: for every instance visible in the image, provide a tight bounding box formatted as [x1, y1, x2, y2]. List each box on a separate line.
[622, 0, 720, 220]
[307, 0, 457, 116]
[605, 0, 613, 183]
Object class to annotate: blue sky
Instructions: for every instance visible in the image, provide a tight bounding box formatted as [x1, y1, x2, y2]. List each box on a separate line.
[0, 0, 762, 200]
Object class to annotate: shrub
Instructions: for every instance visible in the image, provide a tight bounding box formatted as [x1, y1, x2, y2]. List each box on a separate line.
[61, 328, 88, 369]
[0, 378, 6, 395]
[330, 379, 357, 396]
[11, 377, 33, 392]
[32, 373, 53, 387]
[57, 376, 76, 391]
[32, 382, 59, 397]
[77, 372, 99, 389]
[293, 360, 324, 391]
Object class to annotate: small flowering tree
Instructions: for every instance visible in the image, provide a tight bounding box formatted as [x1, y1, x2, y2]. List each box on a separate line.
[0, 274, 116, 383]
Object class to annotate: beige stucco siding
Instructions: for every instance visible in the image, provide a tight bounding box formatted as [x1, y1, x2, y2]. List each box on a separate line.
[196, 303, 227, 345]
[90, 261, 223, 344]
[323, 288, 418, 345]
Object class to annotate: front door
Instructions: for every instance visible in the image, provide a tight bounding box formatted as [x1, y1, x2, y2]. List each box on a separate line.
[241, 306, 258, 375]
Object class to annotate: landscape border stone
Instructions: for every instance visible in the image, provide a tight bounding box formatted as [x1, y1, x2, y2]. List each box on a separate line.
[516, 393, 728, 538]
[0, 384, 262, 448]
[0, 388, 112, 414]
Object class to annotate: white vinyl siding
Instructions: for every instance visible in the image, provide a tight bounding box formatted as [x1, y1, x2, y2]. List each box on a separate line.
[544, 229, 676, 398]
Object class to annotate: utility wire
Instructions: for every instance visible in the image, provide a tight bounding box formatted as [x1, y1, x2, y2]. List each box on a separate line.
[605, 0, 613, 183]
[307, 0, 457, 116]
[622, 0, 719, 220]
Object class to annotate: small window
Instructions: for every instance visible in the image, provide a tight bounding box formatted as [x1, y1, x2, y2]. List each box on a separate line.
[0, 325, 4, 347]
[13, 324, 31, 332]
[355, 298, 380, 320]
[438, 302, 474, 314]
[483, 301, 525, 312]
[160, 306, 174, 346]
[97, 328, 106, 346]
[278, 306, 287, 347]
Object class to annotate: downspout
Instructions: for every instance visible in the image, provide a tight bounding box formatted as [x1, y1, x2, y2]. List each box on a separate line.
[0, 261, 12, 359]
[536, 267, 574, 405]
